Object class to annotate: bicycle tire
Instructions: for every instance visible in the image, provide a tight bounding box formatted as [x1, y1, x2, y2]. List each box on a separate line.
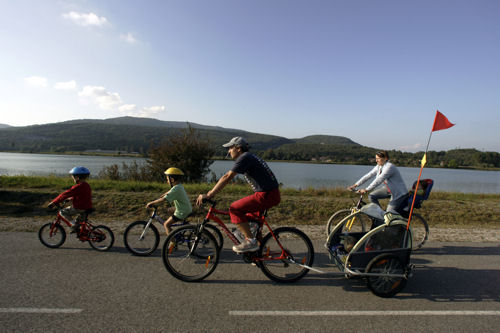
[88, 225, 115, 251]
[365, 253, 408, 298]
[204, 223, 224, 251]
[38, 223, 66, 248]
[326, 209, 351, 236]
[258, 227, 314, 283]
[123, 221, 160, 256]
[409, 213, 429, 250]
[162, 225, 219, 282]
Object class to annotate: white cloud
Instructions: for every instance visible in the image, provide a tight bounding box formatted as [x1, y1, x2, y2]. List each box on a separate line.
[54, 80, 77, 90]
[62, 11, 108, 27]
[118, 104, 137, 112]
[24, 76, 48, 88]
[78, 85, 123, 110]
[120, 33, 137, 44]
[78, 85, 165, 117]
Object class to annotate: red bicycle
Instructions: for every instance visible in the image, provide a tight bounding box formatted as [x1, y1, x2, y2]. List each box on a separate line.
[161, 199, 315, 283]
[38, 204, 114, 251]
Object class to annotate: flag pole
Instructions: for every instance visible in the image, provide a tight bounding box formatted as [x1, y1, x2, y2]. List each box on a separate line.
[406, 130, 432, 230]
[403, 121, 434, 248]
[404, 110, 454, 247]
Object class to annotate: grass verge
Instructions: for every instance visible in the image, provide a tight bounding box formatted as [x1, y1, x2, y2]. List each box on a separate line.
[1, 175, 499, 233]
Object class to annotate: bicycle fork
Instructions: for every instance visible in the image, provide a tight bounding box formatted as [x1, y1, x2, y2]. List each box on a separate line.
[140, 218, 156, 240]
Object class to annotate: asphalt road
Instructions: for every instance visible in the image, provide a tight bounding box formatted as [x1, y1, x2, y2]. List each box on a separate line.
[1, 232, 499, 332]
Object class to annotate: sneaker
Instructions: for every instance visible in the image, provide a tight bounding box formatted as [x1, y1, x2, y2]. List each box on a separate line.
[232, 239, 259, 253]
[168, 239, 178, 249]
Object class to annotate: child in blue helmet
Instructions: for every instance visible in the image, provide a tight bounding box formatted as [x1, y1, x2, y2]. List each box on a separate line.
[48, 166, 92, 233]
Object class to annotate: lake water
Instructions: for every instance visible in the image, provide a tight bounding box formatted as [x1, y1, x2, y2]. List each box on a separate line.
[1, 152, 499, 194]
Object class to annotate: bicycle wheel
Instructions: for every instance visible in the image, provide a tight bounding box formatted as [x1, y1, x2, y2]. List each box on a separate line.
[326, 209, 351, 236]
[123, 221, 160, 256]
[366, 253, 408, 298]
[326, 210, 372, 236]
[38, 223, 66, 248]
[409, 213, 429, 250]
[259, 227, 314, 283]
[204, 223, 224, 250]
[88, 225, 115, 251]
[162, 225, 219, 282]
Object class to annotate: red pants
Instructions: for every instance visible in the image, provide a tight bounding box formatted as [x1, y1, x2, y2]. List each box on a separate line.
[229, 188, 281, 224]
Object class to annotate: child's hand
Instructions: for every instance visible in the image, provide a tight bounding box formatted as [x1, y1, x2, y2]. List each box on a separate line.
[196, 194, 206, 206]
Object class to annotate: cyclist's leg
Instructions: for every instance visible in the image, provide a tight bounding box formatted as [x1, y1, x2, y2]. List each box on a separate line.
[368, 187, 390, 207]
[61, 207, 83, 233]
[229, 188, 280, 237]
[229, 194, 262, 239]
[386, 194, 408, 214]
[164, 215, 178, 236]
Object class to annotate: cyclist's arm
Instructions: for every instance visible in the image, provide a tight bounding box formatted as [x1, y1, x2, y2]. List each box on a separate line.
[146, 197, 165, 208]
[196, 170, 237, 206]
[366, 164, 393, 192]
[207, 170, 237, 198]
[51, 184, 79, 205]
[354, 166, 378, 189]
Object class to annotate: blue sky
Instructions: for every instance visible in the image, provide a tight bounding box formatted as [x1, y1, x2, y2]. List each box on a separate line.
[1, 0, 499, 152]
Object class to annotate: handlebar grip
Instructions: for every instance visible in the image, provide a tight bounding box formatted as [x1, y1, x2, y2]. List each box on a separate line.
[202, 198, 216, 206]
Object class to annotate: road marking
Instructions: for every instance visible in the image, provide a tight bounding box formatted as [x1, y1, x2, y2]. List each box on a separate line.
[229, 310, 500, 316]
[0, 308, 82, 314]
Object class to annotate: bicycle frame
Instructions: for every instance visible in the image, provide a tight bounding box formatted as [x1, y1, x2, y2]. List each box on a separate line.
[199, 201, 299, 266]
[50, 209, 95, 242]
[344, 193, 366, 230]
[142, 206, 188, 238]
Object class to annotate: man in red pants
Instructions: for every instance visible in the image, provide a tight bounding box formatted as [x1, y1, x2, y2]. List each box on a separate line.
[197, 137, 280, 253]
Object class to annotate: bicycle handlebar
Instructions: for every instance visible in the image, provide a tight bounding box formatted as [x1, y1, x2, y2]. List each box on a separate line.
[202, 198, 217, 206]
[147, 205, 158, 218]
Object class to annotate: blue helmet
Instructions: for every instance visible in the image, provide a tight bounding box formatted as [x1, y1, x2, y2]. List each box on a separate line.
[69, 166, 90, 175]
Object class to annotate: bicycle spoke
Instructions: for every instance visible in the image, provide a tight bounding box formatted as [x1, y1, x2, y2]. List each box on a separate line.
[162, 226, 219, 282]
[259, 227, 314, 283]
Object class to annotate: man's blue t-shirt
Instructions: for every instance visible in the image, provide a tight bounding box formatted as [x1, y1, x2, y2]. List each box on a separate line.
[231, 152, 279, 192]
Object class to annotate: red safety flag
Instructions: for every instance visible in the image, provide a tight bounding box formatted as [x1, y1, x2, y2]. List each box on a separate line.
[432, 110, 455, 132]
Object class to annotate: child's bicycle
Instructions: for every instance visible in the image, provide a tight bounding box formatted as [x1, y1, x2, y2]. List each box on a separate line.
[326, 181, 431, 250]
[123, 206, 223, 256]
[161, 199, 315, 283]
[38, 204, 114, 251]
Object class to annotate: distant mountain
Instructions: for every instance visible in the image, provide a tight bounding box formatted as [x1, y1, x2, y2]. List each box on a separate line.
[0, 116, 498, 168]
[64, 116, 239, 132]
[0, 123, 12, 129]
[294, 135, 359, 146]
[0, 116, 311, 155]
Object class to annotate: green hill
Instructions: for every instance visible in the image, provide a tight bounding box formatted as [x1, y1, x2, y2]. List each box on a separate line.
[0, 117, 498, 169]
[0, 117, 306, 155]
[294, 135, 359, 146]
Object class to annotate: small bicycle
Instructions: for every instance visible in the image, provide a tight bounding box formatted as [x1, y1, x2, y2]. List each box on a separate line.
[38, 204, 114, 251]
[123, 206, 223, 256]
[161, 199, 315, 283]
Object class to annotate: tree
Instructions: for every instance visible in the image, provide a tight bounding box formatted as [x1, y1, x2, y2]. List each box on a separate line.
[147, 125, 215, 182]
